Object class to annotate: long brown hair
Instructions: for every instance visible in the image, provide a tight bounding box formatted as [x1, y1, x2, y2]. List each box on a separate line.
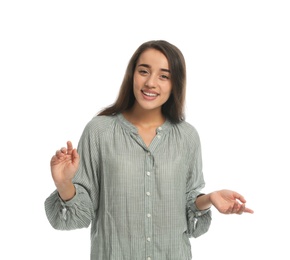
[98, 40, 186, 123]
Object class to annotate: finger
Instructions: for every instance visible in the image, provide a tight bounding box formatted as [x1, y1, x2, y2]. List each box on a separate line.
[55, 149, 63, 157]
[244, 207, 254, 214]
[224, 204, 233, 214]
[71, 148, 80, 166]
[232, 191, 246, 203]
[60, 147, 67, 154]
[232, 201, 240, 213]
[67, 141, 73, 155]
[236, 203, 245, 215]
[51, 153, 63, 165]
[50, 155, 57, 163]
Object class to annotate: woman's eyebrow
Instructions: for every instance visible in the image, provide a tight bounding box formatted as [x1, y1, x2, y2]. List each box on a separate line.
[137, 63, 150, 68]
[137, 64, 171, 73]
[161, 68, 171, 73]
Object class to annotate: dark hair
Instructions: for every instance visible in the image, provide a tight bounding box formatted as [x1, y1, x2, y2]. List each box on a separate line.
[98, 40, 186, 123]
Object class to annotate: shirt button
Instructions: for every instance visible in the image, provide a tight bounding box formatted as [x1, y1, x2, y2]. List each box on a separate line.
[158, 126, 162, 130]
[147, 237, 151, 242]
[147, 152, 151, 156]
[147, 257, 151, 260]
[147, 213, 151, 218]
[146, 171, 151, 176]
[157, 135, 161, 139]
[146, 192, 151, 196]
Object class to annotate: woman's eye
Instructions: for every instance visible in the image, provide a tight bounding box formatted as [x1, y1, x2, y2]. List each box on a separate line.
[160, 74, 170, 80]
[139, 69, 148, 75]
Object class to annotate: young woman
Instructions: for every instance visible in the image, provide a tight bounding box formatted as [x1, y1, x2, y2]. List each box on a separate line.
[45, 40, 253, 260]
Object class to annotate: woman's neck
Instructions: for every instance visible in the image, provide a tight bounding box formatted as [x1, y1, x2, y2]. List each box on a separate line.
[123, 106, 165, 128]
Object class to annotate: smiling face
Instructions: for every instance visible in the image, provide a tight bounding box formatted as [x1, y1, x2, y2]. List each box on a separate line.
[132, 48, 172, 113]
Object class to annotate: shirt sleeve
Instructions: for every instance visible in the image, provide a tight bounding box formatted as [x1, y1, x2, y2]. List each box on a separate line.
[44, 120, 100, 230]
[185, 131, 212, 238]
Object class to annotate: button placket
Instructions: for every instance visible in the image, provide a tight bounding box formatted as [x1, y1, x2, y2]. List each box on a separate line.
[144, 151, 154, 259]
[156, 126, 162, 139]
[149, 126, 163, 152]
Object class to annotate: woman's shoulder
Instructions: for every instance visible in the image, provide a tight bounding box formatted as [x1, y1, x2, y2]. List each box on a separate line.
[176, 120, 200, 136]
[90, 114, 116, 124]
[173, 120, 201, 145]
[83, 114, 117, 135]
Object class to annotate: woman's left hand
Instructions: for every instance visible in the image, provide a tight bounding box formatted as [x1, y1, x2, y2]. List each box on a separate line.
[210, 189, 254, 214]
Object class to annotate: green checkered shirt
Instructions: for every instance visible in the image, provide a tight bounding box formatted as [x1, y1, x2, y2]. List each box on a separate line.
[45, 113, 211, 260]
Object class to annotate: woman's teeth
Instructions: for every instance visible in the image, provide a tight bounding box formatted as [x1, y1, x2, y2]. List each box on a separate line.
[142, 91, 158, 97]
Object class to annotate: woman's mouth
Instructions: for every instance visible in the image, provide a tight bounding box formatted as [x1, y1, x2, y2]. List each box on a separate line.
[141, 90, 158, 97]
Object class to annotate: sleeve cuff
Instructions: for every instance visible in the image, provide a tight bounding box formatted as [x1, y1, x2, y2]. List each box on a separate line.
[57, 184, 80, 207]
[189, 202, 211, 217]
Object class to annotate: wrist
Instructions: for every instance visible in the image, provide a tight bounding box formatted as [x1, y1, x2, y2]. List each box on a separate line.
[195, 193, 212, 210]
[56, 182, 76, 201]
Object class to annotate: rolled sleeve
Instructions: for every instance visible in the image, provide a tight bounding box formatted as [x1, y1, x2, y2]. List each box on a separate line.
[185, 130, 212, 238]
[44, 184, 94, 230]
[186, 203, 212, 238]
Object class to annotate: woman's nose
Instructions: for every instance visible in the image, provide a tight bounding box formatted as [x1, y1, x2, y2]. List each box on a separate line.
[145, 75, 157, 88]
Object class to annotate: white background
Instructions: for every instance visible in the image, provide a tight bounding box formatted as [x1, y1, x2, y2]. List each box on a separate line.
[1, 0, 289, 259]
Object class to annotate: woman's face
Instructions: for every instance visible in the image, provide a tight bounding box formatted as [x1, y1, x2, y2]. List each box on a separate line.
[133, 48, 172, 112]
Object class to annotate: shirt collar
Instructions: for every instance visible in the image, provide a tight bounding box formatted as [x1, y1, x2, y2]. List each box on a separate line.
[116, 113, 172, 134]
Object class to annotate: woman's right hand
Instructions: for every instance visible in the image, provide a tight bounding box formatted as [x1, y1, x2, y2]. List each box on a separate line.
[50, 141, 79, 200]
